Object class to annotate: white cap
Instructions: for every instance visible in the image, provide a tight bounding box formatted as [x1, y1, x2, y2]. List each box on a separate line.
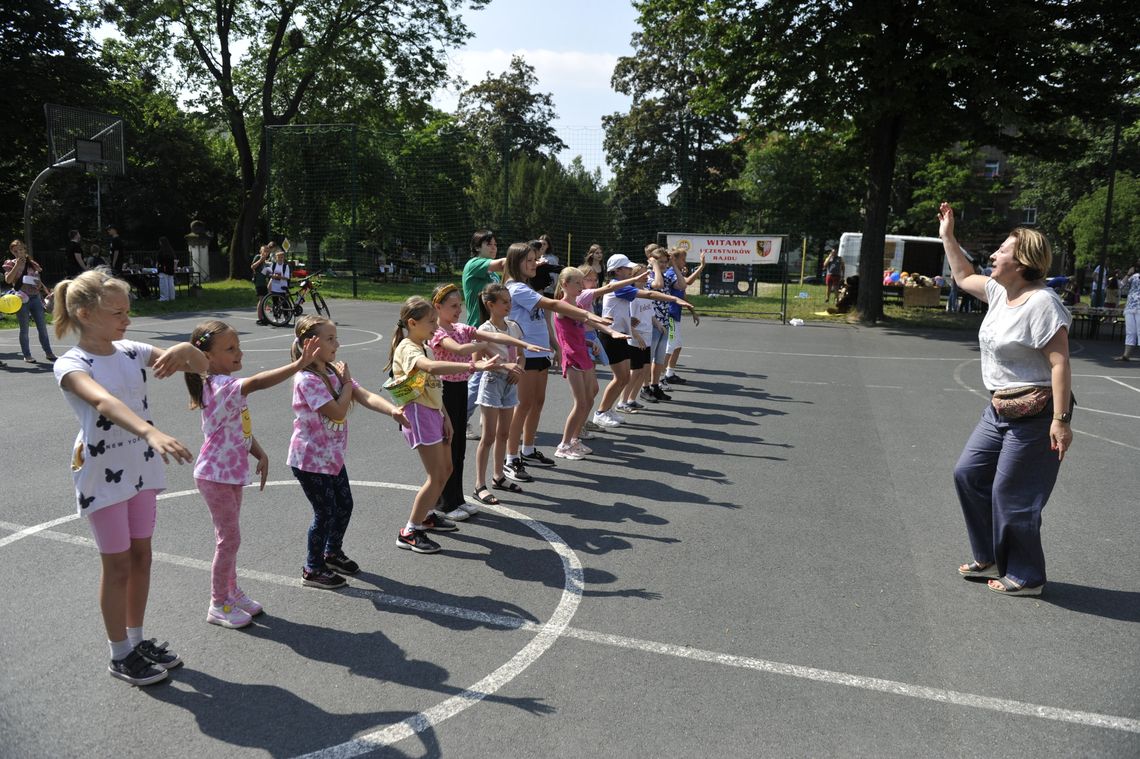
[606, 253, 633, 272]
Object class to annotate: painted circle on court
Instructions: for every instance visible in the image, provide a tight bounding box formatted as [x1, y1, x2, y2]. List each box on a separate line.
[0, 480, 584, 758]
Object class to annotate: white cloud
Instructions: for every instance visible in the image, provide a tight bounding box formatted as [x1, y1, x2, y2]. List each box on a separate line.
[454, 48, 619, 92]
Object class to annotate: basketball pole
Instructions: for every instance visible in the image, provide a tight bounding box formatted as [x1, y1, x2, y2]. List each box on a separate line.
[23, 162, 72, 256]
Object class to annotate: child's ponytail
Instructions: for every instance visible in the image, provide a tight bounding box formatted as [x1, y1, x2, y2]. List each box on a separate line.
[185, 320, 232, 409]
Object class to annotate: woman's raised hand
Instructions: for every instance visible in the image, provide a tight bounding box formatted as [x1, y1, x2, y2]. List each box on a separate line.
[938, 202, 956, 239]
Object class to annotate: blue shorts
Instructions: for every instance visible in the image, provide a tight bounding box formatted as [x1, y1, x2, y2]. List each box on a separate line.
[650, 327, 668, 365]
[476, 371, 519, 408]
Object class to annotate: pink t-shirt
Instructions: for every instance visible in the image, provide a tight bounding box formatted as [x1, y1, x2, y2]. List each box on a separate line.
[193, 375, 253, 485]
[287, 370, 359, 475]
[429, 321, 479, 382]
[555, 294, 593, 374]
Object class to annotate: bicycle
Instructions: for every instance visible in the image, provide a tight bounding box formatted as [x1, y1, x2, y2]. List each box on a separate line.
[261, 272, 332, 327]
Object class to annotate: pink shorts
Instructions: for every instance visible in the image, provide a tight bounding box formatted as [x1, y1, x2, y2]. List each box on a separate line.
[401, 403, 446, 449]
[86, 489, 158, 554]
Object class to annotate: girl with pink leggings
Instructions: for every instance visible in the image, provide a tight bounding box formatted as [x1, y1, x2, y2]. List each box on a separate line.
[186, 319, 319, 629]
[53, 270, 209, 686]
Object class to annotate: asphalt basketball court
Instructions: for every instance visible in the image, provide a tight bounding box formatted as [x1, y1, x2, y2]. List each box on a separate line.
[1, 298, 1137, 758]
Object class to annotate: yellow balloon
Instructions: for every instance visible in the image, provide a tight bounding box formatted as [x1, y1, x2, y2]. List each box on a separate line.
[0, 293, 23, 314]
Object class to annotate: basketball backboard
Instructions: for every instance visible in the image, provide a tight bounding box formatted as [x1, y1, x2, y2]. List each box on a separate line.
[44, 103, 125, 175]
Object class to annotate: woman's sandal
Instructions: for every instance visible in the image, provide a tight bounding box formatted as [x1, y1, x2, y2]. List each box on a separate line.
[958, 561, 1000, 579]
[491, 476, 523, 494]
[472, 486, 500, 505]
[987, 576, 1044, 596]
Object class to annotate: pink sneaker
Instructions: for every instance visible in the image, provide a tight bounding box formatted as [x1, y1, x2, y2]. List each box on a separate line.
[230, 588, 263, 616]
[206, 601, 253, 629]
[570, 439, 592, 455]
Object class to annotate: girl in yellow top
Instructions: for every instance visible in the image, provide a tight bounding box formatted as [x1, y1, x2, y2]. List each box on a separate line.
[386, 296, 499, 554]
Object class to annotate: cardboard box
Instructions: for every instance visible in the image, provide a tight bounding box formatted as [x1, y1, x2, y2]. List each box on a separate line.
[902, 286, 941, 308]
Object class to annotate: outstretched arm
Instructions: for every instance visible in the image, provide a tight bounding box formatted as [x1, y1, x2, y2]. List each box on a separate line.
[594, 270, 650, 297]
[240, 337, 319, 395]
[477, 330, 545, 354]
[150, 342, 209, 379]
[353, 386, 410, 426]
[683, 253, 706, 286]
[938, 202, 989, 302]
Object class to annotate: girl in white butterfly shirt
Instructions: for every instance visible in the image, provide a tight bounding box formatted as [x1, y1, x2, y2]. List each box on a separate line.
[52, 271, 208, 686]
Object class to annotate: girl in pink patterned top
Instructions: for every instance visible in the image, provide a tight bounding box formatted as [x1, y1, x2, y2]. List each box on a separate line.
[551, 266, 641, 459]
[186, 319, 320, 629]
[428, 283, 542, 521]
[288, 315, 409, 588]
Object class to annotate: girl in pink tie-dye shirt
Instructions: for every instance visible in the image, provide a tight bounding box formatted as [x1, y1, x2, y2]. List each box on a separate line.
[186, 319, 319, 629]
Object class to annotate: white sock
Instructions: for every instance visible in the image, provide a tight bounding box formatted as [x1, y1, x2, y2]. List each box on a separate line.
[126, 626, 144, 647]
[521, 444, 535, 456]
[109, 638, 133, 660]
[404, 521, 418, 534]
[506, 455, 519, 465]
[665, 368, 676, 378]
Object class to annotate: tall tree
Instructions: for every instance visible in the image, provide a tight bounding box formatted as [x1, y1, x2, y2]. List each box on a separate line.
[0, 0, 107, 239]
[604, 1, 743, 249]
[107, 0, 480, 276]
[679, 0, 1140, 322]
[456, 55, 567, 240]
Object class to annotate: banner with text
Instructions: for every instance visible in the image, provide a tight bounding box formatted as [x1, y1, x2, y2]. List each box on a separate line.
[664, 233, 783, 266]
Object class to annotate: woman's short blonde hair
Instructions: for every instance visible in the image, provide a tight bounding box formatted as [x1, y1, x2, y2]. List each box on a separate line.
[1010, 227, 1051, 281]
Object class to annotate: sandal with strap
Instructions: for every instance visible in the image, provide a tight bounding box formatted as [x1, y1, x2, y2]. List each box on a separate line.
[958, 561, 999, 579]
[987, 576, 1044, 596]
[491, 476, 523, 494]
[472, 486, 499, 505]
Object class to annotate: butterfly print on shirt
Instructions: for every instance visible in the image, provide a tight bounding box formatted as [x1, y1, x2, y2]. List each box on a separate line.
[135, 475, 144, 492]
[87, 440, 106, 457]
[105, 468, 123, 483]
[96, 415, 113, 431]
[79, 493, 94, 510]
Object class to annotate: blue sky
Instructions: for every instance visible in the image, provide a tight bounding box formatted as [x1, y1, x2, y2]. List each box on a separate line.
[432, 0, 639, 127]
[432, 0, 641, 175]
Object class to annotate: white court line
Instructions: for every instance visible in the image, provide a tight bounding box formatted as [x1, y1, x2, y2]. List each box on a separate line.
[2, 514, 1136, 736]
[0, 482, 583, 759]
[952, 360, 1140, 452]
[1101, 376, 1140, 393]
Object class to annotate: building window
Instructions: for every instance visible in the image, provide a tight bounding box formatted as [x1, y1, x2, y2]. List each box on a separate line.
[1021, 207, 1037, 225]
[983, 160, 1001, 179]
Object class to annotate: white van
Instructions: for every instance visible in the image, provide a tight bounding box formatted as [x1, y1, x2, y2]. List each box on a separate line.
[838, 233, 972, 280]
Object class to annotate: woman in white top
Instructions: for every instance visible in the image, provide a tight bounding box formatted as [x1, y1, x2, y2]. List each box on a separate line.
[1114, 262, 1139, 361]
[939, 202, 1072, 597]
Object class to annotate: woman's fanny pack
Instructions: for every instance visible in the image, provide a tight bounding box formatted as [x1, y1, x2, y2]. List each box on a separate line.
[991, 385, 1052, 419]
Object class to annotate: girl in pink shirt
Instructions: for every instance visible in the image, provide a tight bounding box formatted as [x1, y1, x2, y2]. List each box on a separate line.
[288, 315, 409, 588]
[551, 267, 638, 459]
[186, 319, 320, 629]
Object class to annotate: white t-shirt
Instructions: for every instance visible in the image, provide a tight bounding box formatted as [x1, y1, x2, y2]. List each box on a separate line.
[602, 290, 633, 335]
[627, 294, 654, 346]
[478, 318, 523, 368]
[506, 281, 552, 358]
[978, 278, 1072, 391]
[54, 340, 168, 516]
[263, 262, 291, 294]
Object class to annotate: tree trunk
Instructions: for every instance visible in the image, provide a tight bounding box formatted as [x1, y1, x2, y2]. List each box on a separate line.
[228, 181, 265, 279]
[855, 113, 904, 323]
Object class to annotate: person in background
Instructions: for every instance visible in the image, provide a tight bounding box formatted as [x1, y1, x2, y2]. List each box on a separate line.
[251, 244, 271, 325]
[461, 230, 505, 439]
[1115, 263, 1139, 361]
[66, 229, 87, 277]
[156, 237, 177, 302]
[106, 225, 125, 272]
[4, 239, 57, 362]
[823, 249, 844, 303]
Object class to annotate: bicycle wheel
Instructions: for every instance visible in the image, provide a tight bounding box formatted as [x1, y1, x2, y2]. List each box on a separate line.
[312, 292, 332, 319]
[264, 293, 293, 327]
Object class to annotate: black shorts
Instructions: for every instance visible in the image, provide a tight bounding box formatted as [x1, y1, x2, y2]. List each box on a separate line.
[524, 356, 552, 372]
[628, 346, 651, 370]
[599, 333, 630, 365]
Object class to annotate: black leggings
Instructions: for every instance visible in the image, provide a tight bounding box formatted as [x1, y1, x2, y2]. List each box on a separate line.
[440, 380, 468, 510]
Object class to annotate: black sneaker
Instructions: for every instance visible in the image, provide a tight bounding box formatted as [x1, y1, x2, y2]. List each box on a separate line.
[651, 384, 672, 401]
[665, 374, 687, 385]
[396, 529, 441, 554]
[323, 551, 360, 575]
[503, 459, 534, 483]
[302, 567, 347, 589]
[135, 639, 182, 671]
[423, 511, 459, 532]
[638, 387, 659, 404]
[520, 449, 556, 467]
[109, 649, 169, 686]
